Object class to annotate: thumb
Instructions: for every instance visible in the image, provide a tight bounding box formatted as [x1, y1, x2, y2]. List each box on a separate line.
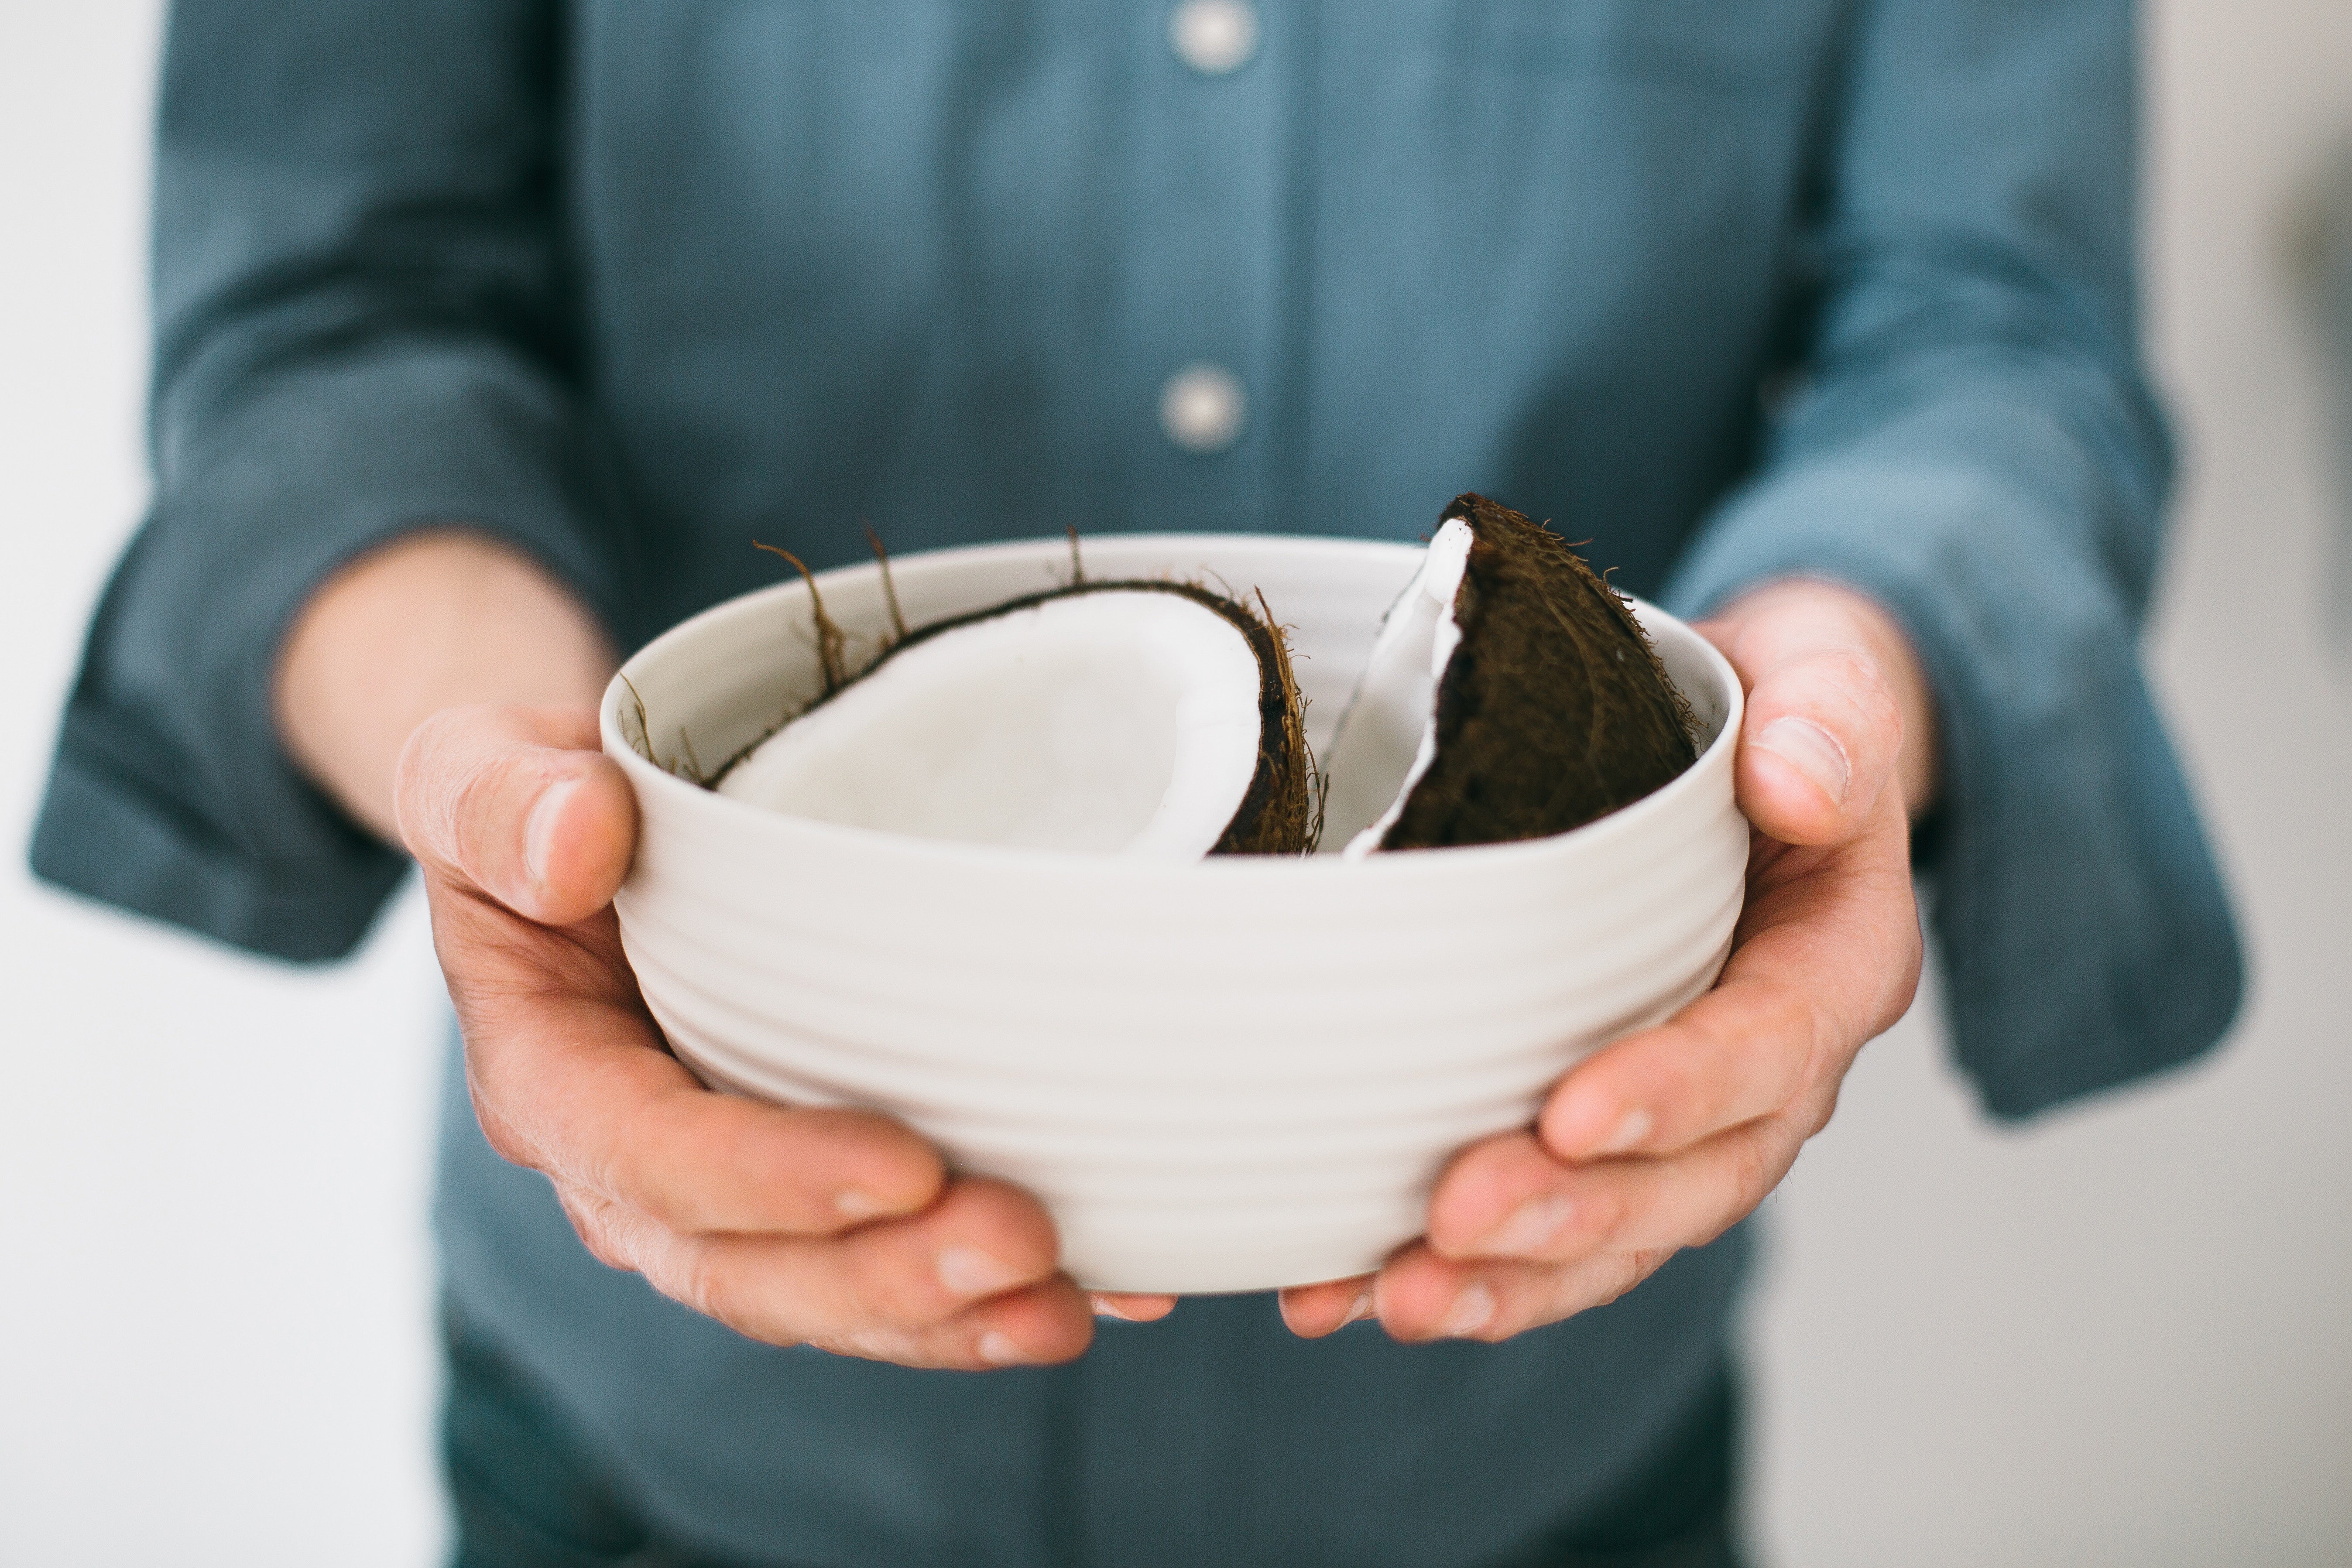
[395, 703, 638, 924]
[1701, 582, 1912, 848]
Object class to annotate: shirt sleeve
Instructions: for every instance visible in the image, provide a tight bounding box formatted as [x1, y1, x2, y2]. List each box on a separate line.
[1661, 0, 2242, 1118]
[28, 0, 631, 962]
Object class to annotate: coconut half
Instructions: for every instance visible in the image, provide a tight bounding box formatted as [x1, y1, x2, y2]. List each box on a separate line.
[717, 580, 1315, 859]
[1322, 493, 1698, 856]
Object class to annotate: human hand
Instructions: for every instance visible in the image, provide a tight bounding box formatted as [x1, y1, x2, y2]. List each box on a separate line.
[396, 702, 1170, 1367]
[1279, 579, 1930, 1341]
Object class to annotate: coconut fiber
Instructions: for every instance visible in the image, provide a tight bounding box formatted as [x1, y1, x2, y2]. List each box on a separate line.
[1382, 493, 1698, 849]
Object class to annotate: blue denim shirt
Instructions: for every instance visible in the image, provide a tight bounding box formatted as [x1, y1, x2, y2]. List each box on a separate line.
[32, 1, 2240, 1562]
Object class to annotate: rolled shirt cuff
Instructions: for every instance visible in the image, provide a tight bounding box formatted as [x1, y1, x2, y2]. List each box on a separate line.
[1662, 437, 2243, 1118]
[30, 336, 627, 961]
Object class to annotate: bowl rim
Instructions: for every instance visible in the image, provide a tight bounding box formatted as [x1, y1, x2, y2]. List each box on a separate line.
[602, 531, 1746, 884]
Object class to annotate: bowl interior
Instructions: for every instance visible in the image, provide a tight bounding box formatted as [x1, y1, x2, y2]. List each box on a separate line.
[604, 533, 1739, 858]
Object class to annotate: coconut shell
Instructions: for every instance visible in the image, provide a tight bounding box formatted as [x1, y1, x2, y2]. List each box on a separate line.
[718, 577, 1317, 857]
[1193, 585, 1318, 857]
[1380, 494, 1697, 850]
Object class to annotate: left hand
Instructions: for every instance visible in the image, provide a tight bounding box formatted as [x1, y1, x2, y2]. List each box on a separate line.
[1279, 579, 1933, 1342]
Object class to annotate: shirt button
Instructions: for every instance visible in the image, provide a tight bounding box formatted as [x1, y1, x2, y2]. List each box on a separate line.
[1159, 363, 1248, 454]
[1168, 0, 1260, 75]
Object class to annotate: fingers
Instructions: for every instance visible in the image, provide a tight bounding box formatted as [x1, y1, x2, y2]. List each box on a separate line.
[1090, 1293, 1180, 1322]
[1372, 1242, 1677, 1343]
[1344, 1117, 1800, 1343]
[1537, 785, 1920, 1163]
[396, 702, 637, 924]
[1425, 1118, 1807, 1269]
[1535, 941, 1852, 1164]
[1277, 1274, 1379, 1338]
[1390, 1123, 1807, 1340]
[405, 702, 1098, 1372]
[1701, 580, 1918, 847]
[561, 1177, 1096, 1368]
[453, 943, 947, 1238]
[678, 1176, 1062, 1336]
[451, 914, 1077, 1368]
[602, 1085, 954, 1240]
[1356, 763, 1927, 1343]
[1536, 973, 1823, 1165]
[1278, 585, 1937, 1350]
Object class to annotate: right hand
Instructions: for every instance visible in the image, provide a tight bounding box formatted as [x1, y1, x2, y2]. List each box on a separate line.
[394, 702, 1143, 1368]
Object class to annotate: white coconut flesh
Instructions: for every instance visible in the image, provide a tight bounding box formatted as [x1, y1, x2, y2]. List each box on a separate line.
[718, 589, 1271, 859]
[1319, 518, 1475, 857]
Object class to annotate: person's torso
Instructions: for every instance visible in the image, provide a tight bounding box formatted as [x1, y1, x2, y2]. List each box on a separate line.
[553, 0, 1845, 638]
[455, 7, 1838, 1559]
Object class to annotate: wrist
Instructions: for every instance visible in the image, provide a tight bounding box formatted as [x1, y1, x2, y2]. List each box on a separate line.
[275, 529, 617, 841]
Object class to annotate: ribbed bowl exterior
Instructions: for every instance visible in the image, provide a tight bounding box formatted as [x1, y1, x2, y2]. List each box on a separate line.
[604, 535, 1747, 1293]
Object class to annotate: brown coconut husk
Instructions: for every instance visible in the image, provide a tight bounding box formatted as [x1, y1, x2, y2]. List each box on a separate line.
[1379, 493, 1697, 850]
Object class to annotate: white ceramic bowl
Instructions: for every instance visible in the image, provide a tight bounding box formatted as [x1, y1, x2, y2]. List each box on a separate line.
[602, 534, 1747, 1294]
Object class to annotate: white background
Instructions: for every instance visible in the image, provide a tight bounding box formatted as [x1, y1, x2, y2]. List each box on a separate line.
[3, 4, 2348, 1564]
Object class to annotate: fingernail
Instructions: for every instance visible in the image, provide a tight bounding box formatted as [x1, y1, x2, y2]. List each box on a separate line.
[1091, 1295, 1133, 1321]
[937, 1246, 1024, 1298]
[977, 1330, 1032, 1366]
[524, 777, 581, 888]
[834, 1188, 883, 1222]
[1754, 717, 1850, 805]
[1442, 1282, 1496, 1339]
[1339, 1287, 1378, 1328]
[1485, 1194, 1574, 1256]
[1598, 1107, 1654, 1155]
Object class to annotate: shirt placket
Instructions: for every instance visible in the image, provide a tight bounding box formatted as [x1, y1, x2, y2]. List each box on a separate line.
[1110, 0, 1287, 534]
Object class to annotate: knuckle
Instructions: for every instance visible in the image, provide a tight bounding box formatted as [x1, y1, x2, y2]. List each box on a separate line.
[449, 752, 518, 871]
[463, 1075, 545, 1172]
[1604, 1250, 1673, 1307]
[1563, 1250, 1665, 1317]
[1584, 1185, 1635, 1247]
[410, 714, 506, 870]
[605, 1096, 719, 1234]
[1885, 932, 1927, 1020]
[1810, 644, 1881, 694]
[1722, 976, 1825, 1100]
[556, 1186, 634, 1272]
[1766, 648, 1901, 776]
[676, 1243, 755, 1333]
[1744, 971, 1817, 1044]
[471, 1106, 535, 1171]
[390, 712, 456, 850]
[592, 1134, 669, 1228]
[1721, 1135, 1780, 1225]
[630, 1179, 700, 1237]
[1864, 681, 1905, 748]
